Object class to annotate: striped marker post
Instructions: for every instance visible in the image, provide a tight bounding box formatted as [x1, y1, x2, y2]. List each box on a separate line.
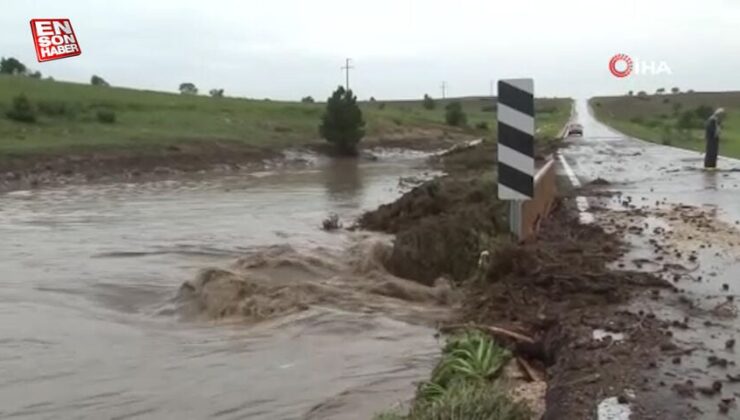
[497, 79, 534, 200]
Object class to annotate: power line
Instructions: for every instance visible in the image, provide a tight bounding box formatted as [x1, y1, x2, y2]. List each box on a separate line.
[341, 58, 354, 91]
[440, 81, 447, 99]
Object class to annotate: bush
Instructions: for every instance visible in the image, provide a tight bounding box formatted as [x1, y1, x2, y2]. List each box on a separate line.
[422, 94, 436, 110]
[96, 108, 116, 124]
[409, 382, 531, 420]
[319, 86, 366, 155]
[90, 75, 109, 86]
[37, 100, 76, 118]
[677, 110, 702, 130]
[481, 104, 495, 112]
[630, 116, 645, 124]
[694, 105, 714, 120]
[445, 101, 467, 126]
[301, 96, 314, 103]
[6, 94, 36, 123]
[209, 89, 225, 98]
[475, 121, 489, 130]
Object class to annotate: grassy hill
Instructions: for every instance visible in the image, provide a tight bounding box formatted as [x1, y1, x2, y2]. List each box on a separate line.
[591, 92, 740, 159]
[0, 75, 571, 163]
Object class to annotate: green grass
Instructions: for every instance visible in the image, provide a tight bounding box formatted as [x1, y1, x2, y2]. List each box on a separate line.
[591, 92, 740, 158]
[0, 75, 571, 160]
[373, 330, 531, 420]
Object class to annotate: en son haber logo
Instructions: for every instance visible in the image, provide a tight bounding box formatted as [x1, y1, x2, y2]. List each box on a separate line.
[30, 19, 81, 62]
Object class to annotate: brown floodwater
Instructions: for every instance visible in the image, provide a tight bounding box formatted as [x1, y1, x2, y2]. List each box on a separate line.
[0, 151, 449, 419]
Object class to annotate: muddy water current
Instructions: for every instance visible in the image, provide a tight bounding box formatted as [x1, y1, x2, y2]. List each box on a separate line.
[0, 152, 450, 419]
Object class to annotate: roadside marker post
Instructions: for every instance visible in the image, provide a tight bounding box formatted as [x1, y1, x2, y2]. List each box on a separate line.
[497, 78, 535, 239]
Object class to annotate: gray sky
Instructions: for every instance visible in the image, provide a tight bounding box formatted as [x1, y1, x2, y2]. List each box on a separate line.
[3, 0, 740, 100]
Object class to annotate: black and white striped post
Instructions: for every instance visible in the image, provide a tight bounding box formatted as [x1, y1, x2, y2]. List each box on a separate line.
[497, 78, 535, 238]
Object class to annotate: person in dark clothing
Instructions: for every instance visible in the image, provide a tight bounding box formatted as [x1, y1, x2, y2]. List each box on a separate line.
[704, 108, 725, 168]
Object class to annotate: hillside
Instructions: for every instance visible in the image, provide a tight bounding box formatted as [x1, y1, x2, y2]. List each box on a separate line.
[591, 91, 740, 158]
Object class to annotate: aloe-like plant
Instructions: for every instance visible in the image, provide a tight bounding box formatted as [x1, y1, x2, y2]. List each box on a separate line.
[427, 330, 510, 391]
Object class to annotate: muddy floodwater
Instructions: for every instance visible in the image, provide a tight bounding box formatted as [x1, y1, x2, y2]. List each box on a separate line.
[0, 152, 449, 419]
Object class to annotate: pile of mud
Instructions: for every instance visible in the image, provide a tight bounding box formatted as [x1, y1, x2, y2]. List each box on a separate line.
[172, 236, 456, 323]
[461, 203, 680, 419]
[359, 174, 507, 285]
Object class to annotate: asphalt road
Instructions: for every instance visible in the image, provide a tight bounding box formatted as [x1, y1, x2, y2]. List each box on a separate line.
[560, 99, 740, 419]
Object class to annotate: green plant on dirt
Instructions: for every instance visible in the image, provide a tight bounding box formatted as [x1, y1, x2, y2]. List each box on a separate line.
[475, 121, 489, 130]
[423, 330, 511, 395]
[319, 86, 366, 156]
[422, 94, 436, 110]
[96, 108, 116, 124]
[445, 101, 467, 126]
[6, 94, 36, 123]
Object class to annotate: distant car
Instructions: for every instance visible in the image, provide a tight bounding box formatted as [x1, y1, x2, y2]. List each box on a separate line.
[566, 123, 584, 137]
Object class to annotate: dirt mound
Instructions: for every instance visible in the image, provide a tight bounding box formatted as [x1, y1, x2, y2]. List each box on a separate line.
[359, 175, 507, 285]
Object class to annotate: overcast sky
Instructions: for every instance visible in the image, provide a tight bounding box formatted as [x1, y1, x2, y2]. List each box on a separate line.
[3, 0, 739, 100]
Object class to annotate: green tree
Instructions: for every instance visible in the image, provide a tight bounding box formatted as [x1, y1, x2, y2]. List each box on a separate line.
[694, 105, 714, 120]
[90, 75, 109, 86]
[445, 101, 467, 126]
[319, 86, 366, 156]
[627, 90, 634, 96]
[422, 94, 436, 110]
[301, 96, 314, 103]
[29, 71, 42, 79]
[656, 87, 666, 94]
[209, 88, 224, 97]
[671, 87, 680, 94]
[178, 82, 198, 95]
[6, 94, 36, 123]
[0, 57, 26, 75]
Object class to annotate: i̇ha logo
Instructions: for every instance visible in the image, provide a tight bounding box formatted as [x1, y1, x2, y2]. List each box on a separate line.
[609, 53, 672, 78]
[30, 19, 81, 62]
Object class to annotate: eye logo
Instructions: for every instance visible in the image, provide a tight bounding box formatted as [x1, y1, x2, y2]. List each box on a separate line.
[609, 54, 633, 78]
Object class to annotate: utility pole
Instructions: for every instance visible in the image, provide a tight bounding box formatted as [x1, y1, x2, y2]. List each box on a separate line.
[440, 81, 447, 99]
[341, 58, 354, 91]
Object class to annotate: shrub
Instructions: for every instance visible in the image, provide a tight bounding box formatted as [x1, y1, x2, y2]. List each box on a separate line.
[90, 75, 109, 86]
[319, 86, 366, 155]
[475, 121, 489, 130]
[369, 96, 376, 102]
[378, 102, 386, 110]
[96, 108, 116, 124]
[37, 100, 70, 117]
[630, 116, 645, 124]
[628, 90, 634, 96]
[209, 89, 225, 98]
[671, 87, 680, 94]
[694, 105, 714, 120]
[301, 96, 314, 103]
[6, 94, 36, 123]
[410, 382, 531, 420]
[677, 110, 702, 129]
[445, 101, 467, 126]
[422, 94, 436, 110]
[662, 97, 670, 104]
[481, 104, 495, 112]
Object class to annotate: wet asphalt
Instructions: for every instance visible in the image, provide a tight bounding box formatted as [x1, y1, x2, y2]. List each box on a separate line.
[560, 99, 740, 418]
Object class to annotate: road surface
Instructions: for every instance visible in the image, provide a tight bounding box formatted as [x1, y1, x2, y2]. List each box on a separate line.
[560, 99, 740, 418]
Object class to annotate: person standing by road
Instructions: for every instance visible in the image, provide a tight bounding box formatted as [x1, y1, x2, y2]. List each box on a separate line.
[704, 108, 725, 169]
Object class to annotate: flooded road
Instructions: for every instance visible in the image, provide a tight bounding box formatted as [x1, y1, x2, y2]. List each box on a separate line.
[0, 152, 447, 419]
[562, 100, 740, 418]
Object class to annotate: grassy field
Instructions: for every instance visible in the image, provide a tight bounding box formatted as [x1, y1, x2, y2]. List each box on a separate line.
[0, 75, 571, 160]
[591, 91, 740, 158]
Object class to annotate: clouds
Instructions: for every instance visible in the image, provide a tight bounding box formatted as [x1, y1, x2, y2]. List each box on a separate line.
[1, 0, 738, 100]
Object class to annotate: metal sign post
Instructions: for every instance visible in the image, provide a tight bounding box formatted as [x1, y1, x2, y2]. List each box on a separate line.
[497, 78, 535, 238]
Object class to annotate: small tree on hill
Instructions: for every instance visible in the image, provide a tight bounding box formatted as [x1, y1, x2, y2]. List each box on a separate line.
[445, 101, 467, 126]
[656, 87, 666, 94]
[0, 57, 26, 75]
[209, 88, 224, 97]
[627, 90, 634, 96]
[179, 82, 198, 95]
[319, 86, 365, 156]
[6, 94, 36, 123]
[91, 75, 109, 86]
[671, 87, 680, 94]
[422, 94, 436, 110]
[301, 96, 315, 103]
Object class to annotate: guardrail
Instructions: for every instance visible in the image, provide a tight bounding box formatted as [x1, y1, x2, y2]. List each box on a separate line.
[508, 158, 557, 240]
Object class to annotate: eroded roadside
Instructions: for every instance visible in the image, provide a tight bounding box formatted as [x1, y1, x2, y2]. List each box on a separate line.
[357, 138, 688, 419]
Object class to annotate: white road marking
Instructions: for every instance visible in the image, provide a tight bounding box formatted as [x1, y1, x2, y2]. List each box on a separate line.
[558, 153, 594, 224]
